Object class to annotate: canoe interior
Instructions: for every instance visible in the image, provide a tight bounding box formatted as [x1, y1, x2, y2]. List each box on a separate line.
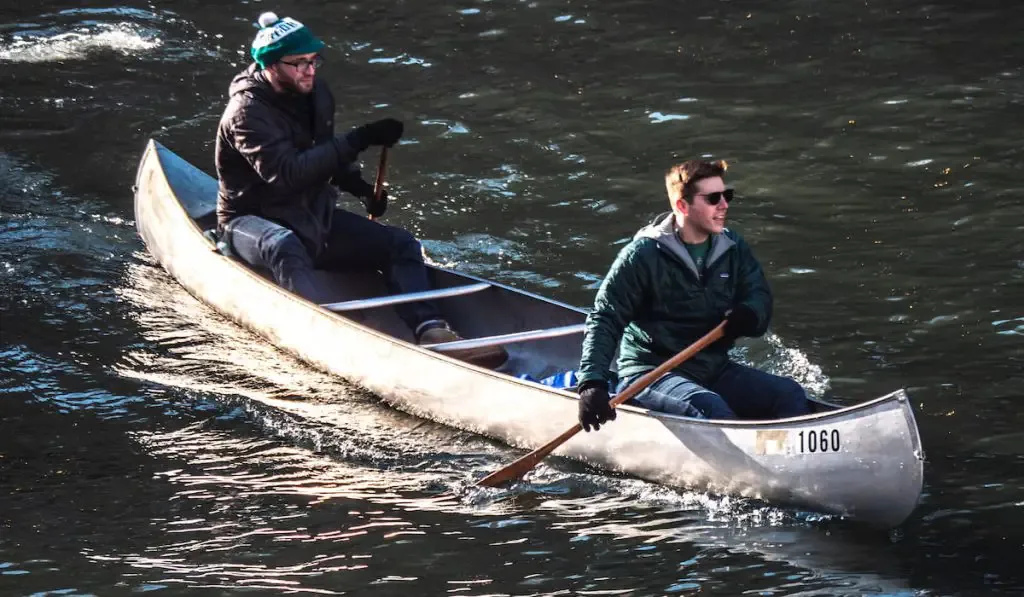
[156, 143, 840, 414]
[159, 146, 588, 383]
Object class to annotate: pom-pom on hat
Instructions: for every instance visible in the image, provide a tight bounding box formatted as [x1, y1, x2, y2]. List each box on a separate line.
[250, 12, 325, 69]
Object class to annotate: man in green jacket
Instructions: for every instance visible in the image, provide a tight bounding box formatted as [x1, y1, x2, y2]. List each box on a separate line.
[576, 159, 812, 431]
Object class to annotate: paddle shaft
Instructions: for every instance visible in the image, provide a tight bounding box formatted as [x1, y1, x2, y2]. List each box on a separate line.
[369, 147, 389, 221]
[475, 320, 727, 487]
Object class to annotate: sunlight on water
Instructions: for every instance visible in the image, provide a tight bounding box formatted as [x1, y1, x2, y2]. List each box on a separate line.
[367, 51, 433, 68]
[96, 416, 920, 595]
[0, 152, 55, 205]
[0, 22, 161, 62]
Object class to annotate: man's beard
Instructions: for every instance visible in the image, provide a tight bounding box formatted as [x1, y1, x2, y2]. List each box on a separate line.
[278, 73, 314, 95]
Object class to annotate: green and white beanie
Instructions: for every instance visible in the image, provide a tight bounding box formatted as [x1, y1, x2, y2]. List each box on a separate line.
[250, 12, 325, 69]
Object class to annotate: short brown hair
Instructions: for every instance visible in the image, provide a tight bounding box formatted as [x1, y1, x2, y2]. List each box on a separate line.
[665, 159, 728, 204]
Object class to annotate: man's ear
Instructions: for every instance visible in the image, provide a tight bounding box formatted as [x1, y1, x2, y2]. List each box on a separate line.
[674, 196, 689, 215]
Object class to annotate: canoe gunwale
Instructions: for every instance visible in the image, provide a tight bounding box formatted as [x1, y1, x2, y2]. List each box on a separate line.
[636, 389, 918, 432]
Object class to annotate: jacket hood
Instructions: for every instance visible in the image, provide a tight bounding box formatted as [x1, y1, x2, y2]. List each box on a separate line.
[228, 63, 313, 117]
[228, 63, 274, 100]
[635, 212, 735, 278]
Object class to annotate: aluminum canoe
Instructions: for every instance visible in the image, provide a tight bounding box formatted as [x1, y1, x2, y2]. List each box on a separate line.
[133, 140, 925, 527]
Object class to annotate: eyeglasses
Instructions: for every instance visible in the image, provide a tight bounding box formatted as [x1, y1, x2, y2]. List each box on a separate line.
[693, 188, 734, 205]
[280, 55, 324, 71]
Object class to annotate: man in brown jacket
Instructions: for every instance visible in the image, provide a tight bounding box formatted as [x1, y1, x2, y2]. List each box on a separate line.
[215, 11, 506, 367]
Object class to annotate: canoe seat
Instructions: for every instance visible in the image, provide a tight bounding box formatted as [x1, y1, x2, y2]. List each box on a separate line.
[320, 282, 491, 312]
[420, 323, 585, 352]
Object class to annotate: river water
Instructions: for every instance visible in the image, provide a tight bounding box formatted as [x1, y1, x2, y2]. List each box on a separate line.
[2, 0, 1022, 595]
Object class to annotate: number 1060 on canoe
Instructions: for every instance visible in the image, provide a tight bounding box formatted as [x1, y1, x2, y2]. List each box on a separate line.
[754, 428, 841, 455]
[799, 429, 841, 453]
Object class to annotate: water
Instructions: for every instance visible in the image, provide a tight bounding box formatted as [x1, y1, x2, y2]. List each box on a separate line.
[2, 0, 1022, 595]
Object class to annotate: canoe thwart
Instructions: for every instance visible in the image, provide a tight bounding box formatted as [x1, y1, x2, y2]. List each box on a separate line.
[321, 282, 491, 312]
[423, 323, 586, 352]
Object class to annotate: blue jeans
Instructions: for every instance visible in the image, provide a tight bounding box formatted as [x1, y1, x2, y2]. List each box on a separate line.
[225, 210, 441, 329]
[617, 362, 812, 420]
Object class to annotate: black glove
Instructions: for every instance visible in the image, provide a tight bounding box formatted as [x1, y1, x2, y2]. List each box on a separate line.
[724, 303, 759, 339]
[362, 188, 388, 218]
[578, 380, 616, 432]
[347, 118, 404, 151]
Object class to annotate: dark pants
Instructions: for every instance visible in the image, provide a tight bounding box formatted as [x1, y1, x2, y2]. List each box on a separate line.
[225, 210, 441, 329]
[618, 361, 812, 420]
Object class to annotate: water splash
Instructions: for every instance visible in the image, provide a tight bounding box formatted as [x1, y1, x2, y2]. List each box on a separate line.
[0, 22, 161, 63]
[733, 332, 831, 398]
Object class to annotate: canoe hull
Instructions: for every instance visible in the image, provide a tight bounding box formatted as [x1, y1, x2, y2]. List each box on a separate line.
[134, 140, 924, 527]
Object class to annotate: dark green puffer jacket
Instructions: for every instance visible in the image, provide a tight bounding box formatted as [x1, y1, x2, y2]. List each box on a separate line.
[578, 213, 773, 387]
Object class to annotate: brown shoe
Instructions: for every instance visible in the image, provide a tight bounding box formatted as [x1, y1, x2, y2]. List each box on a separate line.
[417, 322, 509, 369]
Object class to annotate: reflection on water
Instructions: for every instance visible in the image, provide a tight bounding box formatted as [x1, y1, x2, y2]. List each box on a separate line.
[108, 417, 927, 595]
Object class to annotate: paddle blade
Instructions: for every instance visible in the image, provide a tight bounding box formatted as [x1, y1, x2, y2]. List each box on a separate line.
[475, 423, 583, 487]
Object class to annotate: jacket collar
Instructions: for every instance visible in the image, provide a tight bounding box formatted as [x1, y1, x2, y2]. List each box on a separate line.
[635, 212, 735, 278]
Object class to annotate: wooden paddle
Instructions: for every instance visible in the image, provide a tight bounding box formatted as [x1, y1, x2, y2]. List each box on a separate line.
[369, 147, 389, 222]
[475, 320, 727, 487]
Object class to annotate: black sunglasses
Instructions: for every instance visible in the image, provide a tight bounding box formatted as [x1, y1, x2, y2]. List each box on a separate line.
[693, 188, 734, 205]
[280, 55, 324, 70]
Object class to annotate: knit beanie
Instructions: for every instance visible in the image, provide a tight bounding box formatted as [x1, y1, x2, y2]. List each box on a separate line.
[250, 12, 325, 69]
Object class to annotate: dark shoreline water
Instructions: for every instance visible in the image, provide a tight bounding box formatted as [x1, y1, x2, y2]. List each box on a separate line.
[2, 0, 1023, 595]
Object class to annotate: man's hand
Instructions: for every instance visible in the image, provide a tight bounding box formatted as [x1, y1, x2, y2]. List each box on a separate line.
[578, 380, 616, 432]
[349, 118, 404, 151]
[724, 303, 759, 339]
[362, 188, 388, 218]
